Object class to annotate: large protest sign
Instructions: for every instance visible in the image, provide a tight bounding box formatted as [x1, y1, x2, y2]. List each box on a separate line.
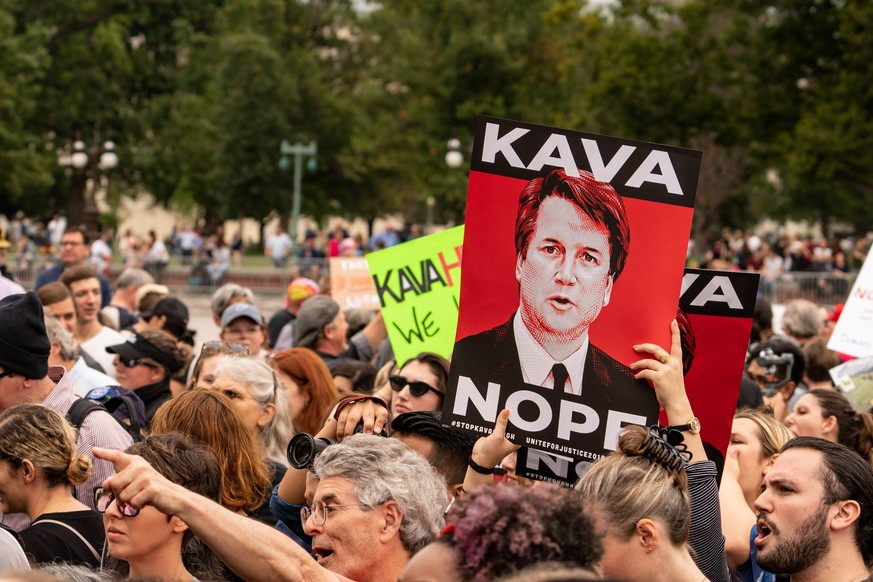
[442, 115, 701, 473]
[329, 257, 380, 311]
[516, 268, 760, 485]
[828, 255, 873, 358]
[672, 269, 760, 456]
[366, 226, 464, 365]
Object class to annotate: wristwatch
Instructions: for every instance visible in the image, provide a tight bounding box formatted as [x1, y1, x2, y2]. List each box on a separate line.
[668, 416, 701, 435]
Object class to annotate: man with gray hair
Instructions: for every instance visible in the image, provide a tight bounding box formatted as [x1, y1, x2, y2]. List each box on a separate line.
[780, 299, 822, 347]
[95, 433, 446, 582]
[209, 283, 255, 328]
[44, 315, 118, 397]
[101, 267, 154, 331]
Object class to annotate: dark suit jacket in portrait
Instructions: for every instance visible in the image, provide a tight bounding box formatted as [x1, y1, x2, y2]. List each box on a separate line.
[446, 314, 660, 454]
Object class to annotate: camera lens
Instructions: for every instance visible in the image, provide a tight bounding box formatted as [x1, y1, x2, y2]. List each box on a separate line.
[287, 434, 316, 469]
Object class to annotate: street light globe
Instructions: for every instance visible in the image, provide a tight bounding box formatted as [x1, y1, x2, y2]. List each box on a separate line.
[445, 150, 463, 169]
[99, 151, 119, 170]
[70, 151, 89, 169]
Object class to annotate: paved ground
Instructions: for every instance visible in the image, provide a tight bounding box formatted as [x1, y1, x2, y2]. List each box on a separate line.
[175, 287, 285, 349]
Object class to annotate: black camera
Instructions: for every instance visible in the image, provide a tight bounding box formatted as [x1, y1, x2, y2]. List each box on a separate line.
[287, 419, 386, 469]
[752, 347, 795, 397]
[286, 433, 337, 469]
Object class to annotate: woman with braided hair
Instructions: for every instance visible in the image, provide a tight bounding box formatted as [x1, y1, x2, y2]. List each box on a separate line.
[0, 404, 104, 567]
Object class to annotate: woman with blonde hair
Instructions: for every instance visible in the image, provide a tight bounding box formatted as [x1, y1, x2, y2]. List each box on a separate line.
[270, 347, 338, 435]
[720, 408, 794, 579]
[575, 320, 728, 582]
[0, 404, 104, 567]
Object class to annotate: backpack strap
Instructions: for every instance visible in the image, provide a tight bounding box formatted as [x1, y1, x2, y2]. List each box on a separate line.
[29, 518, 100, 563]
[102, 396, 144, 440]
[66, 398, 107, 431]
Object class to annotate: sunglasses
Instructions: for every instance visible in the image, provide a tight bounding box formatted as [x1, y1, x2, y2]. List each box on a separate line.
[94, 487, 140, 517]
[389, 375, 443, 399]
[115, 356, 161, 370]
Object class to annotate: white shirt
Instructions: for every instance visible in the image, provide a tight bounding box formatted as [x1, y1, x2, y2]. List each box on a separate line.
[147, 239, 169, 263]
[80, 326, 126, 379]
[266, 233, 293, 259]
[90, 239, 112, 274]
[67, 356, 120, 397]
[512, 310, 589, 396]
[0, 526, 29, 569]
[0, 275, 25, 301]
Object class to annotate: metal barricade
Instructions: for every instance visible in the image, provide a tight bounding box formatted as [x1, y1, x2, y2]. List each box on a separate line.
[759, 272, 856, 307]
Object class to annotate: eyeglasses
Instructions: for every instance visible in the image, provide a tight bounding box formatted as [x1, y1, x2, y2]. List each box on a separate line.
[300, 500, 367, 526]
[94, 487, 140, 517]
[389, 375, 443, 399]
[115, 356, 161, 370]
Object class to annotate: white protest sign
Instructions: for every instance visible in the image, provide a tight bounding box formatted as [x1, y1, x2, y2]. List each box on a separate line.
[828, 255, 873, 358]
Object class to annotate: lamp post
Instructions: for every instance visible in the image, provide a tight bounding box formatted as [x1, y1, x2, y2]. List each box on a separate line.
[445, 138, 463, 169]
[279, 140, 318, 247]
[425, 196, 435, 235]
[68, 140, 118, 239]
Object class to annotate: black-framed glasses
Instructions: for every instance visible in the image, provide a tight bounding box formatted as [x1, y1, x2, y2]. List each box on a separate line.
[389, 375, 443, 399]
[300, 500, 367, 526]
[94, 487, 140, 517]
[115, 356, 161, 370]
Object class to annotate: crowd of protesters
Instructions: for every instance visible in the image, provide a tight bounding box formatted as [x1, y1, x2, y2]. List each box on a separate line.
[0, 214, 431, 296]
[0, 220, 870, 581]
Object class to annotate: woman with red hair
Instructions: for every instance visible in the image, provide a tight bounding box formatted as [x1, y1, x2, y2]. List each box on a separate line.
[270, 348, 339, 435]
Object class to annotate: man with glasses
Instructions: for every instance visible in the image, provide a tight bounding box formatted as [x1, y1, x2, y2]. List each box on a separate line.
[35, 228, 112, 308]
[0, 292, 132, 524]
[96, 433, 447, 582]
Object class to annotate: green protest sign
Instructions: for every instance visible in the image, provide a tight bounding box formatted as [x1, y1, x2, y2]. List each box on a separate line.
[366, 226, 464, 365]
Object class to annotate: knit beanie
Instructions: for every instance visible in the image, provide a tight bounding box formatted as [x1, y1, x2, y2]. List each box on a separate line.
[0, 292, 51, 378]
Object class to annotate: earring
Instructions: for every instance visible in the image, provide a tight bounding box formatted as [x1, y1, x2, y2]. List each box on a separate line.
[647, 547, 653, 553]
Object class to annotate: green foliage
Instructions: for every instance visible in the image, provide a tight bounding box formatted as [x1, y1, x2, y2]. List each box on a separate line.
[0, 0, 870, 237]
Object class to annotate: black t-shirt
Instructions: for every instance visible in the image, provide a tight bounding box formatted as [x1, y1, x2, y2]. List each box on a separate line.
[21, 510, 105, 567]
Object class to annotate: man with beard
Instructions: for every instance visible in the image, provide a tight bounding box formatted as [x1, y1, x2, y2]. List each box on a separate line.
[754, 437, 873, 581]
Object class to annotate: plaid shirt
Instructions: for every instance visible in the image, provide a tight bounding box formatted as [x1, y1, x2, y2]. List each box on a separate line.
[43, 366, 134, 508]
